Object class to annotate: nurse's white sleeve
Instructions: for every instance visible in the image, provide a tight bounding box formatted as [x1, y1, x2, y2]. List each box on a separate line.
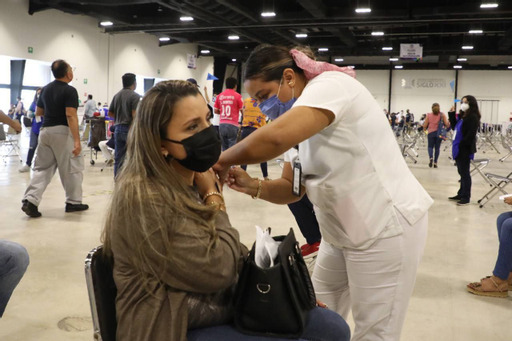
[292, 72, 353, 123]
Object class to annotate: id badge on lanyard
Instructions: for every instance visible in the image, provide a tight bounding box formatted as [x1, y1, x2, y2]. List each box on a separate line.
[292, 158, 302, 197]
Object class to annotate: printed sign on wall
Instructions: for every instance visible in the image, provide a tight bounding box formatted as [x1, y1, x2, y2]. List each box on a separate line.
[400, 44, 423, 59]
[187, 54, 197, 69]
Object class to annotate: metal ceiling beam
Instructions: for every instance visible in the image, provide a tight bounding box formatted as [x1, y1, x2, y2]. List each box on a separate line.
[215, 0, 300, 46]
[154, 0, 268, 45]
[498, 26, 512, 51]
[297, 0, 356, 48]
[60, 0, 151, 5]
[106, 16, 512, 34]
[215, 0, 258, 23]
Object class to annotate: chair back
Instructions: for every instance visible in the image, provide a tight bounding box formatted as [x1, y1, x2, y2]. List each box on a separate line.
[501, 135, 512, 151]
[85, 246, 117, 341]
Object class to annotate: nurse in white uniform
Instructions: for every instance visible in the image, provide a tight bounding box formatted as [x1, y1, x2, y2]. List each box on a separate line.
[214, 45, 433, 341]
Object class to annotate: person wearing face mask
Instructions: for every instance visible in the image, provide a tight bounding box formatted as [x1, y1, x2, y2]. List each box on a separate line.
[449, 95, 481, 206]
[19, 88, 42, 173]
[422, 103, 450, 168]
[214, 45, 433, 341]
[102, 80, 350, 341]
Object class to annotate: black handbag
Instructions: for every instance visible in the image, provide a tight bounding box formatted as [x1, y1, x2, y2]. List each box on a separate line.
[233, 228, 316, 338]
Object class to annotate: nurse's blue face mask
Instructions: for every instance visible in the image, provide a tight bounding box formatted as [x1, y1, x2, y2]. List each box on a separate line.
[258, 78, 296, 120]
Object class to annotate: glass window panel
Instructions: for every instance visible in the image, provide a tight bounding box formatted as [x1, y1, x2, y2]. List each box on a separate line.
[23, 59, 51, 87]
[0, 56, 10, 84]
[135, 75, 145, 96]
[21, 89, 36, 110]
[0, 89, 11, 113]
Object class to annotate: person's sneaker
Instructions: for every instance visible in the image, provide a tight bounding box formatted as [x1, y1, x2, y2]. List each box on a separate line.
[301, 242, 320, 258]
[457, 199, 470, 206]
[449, 195, 461, 201]
[434, 163, 438, 168]
[21, 199, 42, 218]
[18, 164, 30, 173]
[429, 159, 433, 168]
[65, 203, 89, 212]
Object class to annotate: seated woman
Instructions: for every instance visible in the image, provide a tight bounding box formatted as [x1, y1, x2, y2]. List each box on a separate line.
[467, 196, 512, 297]
[101, 80, 350, 341]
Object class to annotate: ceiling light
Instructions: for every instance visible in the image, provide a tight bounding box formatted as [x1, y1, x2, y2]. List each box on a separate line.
[508, 66, 512, 69]
[372, 31, 384, 36]
[334, 58, 344, 62]
[261, 12, 276, 17]
[228, 35, 240, 40]
[180, 16, 194, 21]
[355, 8, 371, 13]
[457, 58, 468, 62]
[159, 37, 170, 42]
[200, 49, 210, 54]
[295, 33, 308, 38]
[100, 21, 113, 26]
[462, 45, 474, 50]
[318, 47, 329, 52]
[395, 65, 403, 69]
[469, 29, 483, 34]
[453, 65, 463, 69]
[389, 57, 399, 61]
[232, 58, 237, 62]
[382, 46, 393, 51]
[480, 3, 499, 8]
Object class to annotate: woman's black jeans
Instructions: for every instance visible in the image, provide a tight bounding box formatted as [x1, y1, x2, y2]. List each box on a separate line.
[456, 153, 471, 201]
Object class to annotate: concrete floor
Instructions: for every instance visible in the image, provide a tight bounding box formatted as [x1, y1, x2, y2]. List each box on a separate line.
[0, 128, 511, 341]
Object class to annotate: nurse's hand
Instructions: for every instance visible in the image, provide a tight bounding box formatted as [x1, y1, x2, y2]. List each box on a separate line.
[213, 158, 230, 183]
[227, 167, 259, 196]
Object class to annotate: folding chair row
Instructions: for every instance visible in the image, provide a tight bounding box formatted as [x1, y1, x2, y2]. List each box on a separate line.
[470, 158, 491, 186]
[0, 123, 23, 163]
[477, 172, 512, 208]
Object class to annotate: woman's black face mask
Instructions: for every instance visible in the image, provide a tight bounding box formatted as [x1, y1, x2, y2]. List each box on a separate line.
[162, 125, 221, 172]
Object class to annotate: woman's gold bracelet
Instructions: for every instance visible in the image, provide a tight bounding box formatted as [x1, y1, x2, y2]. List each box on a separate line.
[251, 178, 262, 200]
[203, 191, 223, 202]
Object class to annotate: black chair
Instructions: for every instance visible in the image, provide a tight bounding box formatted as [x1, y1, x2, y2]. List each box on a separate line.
[23, 116, 32, 128]
[85, 246, 117, 341]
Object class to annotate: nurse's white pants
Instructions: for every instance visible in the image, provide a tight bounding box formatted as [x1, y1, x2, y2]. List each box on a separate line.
[312, 213, 428, 341]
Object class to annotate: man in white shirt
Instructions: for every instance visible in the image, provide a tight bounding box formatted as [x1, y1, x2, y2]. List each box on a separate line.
[84, 94, 97, 118]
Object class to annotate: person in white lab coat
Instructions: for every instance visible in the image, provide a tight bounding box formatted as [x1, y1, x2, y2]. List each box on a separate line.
[214, 45, 433, 341]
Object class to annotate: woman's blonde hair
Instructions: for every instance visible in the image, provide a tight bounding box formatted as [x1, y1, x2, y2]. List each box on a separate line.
[102, 80, 218, 288]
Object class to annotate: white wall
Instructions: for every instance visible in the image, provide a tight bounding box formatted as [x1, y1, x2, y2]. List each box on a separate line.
[390, 69, 456, 117]
[0, 0, 213, 106]
[355, 69, 512, 124]
[356, 70, 390, 110]
[458, 71, 512, 124]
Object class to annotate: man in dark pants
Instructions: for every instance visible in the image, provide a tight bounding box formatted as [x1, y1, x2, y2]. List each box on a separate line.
[288, 194, 322, 257]
[109, 73, 140, 177]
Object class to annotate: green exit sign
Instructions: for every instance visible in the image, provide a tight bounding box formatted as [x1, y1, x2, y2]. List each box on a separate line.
[28, 47, 33, 54]
[83, 79, 88, 84]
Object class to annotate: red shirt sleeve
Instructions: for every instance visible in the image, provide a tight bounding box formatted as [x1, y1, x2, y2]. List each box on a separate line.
[214, 95, 220, 110]
[237, 94, 243, 111]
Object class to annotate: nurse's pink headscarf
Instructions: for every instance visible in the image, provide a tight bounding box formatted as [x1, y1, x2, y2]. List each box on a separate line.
[290, 49, 356, 79]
